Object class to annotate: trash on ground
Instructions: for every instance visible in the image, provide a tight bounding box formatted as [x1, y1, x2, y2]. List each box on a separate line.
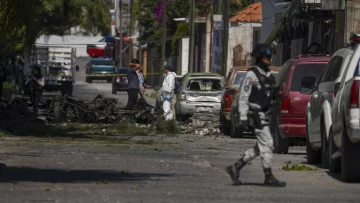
[282, 164, 318, 171]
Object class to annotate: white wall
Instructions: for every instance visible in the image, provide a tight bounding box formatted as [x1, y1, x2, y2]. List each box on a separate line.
[227, 22, 261, 74]
[36, 35, 104, 57]
[180, 38, 189, 76]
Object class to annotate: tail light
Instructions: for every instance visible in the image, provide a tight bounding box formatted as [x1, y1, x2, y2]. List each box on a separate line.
[224, 93, 233, 112]
[350, 80, 360, 108]
[116, 76, 120, 82]
[281, 96, 290, 113]
[180, 92, 186, 101]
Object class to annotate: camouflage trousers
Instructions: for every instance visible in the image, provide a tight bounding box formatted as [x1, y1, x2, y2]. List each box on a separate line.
[242, 112, 274, 169]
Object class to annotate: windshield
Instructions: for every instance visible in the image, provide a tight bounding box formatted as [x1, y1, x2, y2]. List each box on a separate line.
[231, 71, 246, 87]
[290, 63, 327, 92]
[186, 78, 224, 91]
[92, 60, 113, 66]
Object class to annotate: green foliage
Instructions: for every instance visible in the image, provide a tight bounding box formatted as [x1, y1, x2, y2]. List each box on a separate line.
[230, 0, 252, 17]
[155, 117, 181, 135]
[171, 23, 189, 54]
[282, 164, 319, 171]
[0, 0, 111, 56]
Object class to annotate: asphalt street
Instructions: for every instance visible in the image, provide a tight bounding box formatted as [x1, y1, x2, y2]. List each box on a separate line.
[0, 57, 360, 202]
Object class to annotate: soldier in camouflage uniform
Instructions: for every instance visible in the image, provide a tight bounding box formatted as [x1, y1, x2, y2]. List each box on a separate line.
[226, 44, 286, 187]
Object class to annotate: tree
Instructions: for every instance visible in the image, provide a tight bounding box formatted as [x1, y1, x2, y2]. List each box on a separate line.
[0, 0, 111, 57]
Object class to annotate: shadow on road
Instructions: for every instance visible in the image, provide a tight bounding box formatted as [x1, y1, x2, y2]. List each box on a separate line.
[0, 165, 174, 183]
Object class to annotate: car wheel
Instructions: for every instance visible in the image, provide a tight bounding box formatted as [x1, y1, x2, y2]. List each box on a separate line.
[306, 129, 321, 164]
[230, 120, 242, 138]
[220, 112, 230, 135]
[329, 128, 341, 173]
[274, 126, 289, 154]
[341, 122, 360, 181]
[321, 123, 329, 168]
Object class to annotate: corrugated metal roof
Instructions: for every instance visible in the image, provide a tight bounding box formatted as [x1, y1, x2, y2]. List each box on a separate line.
[229, 2, 262, 23]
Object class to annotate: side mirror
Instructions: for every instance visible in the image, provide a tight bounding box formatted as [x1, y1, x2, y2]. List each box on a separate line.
[300, 77, 316, 95]
[318, 81, 335, 92]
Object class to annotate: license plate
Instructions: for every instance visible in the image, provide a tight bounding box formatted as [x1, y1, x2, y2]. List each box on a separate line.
[196, 106, 212, 112]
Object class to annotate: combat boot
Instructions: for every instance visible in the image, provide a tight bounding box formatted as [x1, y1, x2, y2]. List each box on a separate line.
[226, 159, 246, 185]
[263, 168, 286, 187]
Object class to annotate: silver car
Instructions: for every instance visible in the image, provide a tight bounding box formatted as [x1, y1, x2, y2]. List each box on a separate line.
[175, 73, 225, 120]
[305, 48, 353, 167]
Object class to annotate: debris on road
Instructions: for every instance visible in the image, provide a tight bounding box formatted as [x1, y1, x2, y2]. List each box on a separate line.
[191, 113, 221, 135]
[282, 164, 318, 171]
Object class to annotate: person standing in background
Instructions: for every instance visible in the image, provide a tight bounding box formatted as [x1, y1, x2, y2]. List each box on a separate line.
[162, 65, 176, 121]
[126, 59, 141, 109]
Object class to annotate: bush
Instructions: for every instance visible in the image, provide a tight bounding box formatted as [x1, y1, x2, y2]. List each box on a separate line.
[155, 117, 181, 135]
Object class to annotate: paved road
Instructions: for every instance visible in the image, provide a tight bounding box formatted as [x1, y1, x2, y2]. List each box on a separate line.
[0, 57, 359, 202]
[72, 57, 155, 105]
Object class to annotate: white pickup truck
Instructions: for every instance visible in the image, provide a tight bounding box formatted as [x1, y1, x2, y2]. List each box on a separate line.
[328, 44, 360, 181]
[31, 46, 77, 96]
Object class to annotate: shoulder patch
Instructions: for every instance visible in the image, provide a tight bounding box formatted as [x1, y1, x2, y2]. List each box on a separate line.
[244, 85, 250, 92]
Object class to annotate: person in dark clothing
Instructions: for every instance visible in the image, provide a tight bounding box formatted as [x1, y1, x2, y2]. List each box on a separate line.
[126, 59, 141, 108]
[25, 65, 44, 115]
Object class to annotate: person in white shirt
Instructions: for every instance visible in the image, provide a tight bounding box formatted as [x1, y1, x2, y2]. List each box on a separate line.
[162, 65, 176, 121]
[25, 65, 44, 115]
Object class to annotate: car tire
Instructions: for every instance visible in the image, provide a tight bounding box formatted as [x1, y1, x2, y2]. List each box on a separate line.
[306, 131, 321, 164]
[274, 126, 289, 154]
[230, 120, 243, 138]
[321, 123, 329, 168]
[341, 123, 360, 182]
[86, 77, 92, 83]
[329, 128, 341, 173]
[60, 82, 73, 97]
[220, 112, 230, 135]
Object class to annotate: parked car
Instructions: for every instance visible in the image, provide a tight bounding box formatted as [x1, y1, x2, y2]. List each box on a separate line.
[269, 54, 332, 154]
[175, 73, 225, 120]
[112, 67, 129, 94]
[326, 43, 360, 181]
[305, 48, 353, 168]
[85, 58, 115, 83]
[155, 75, 183, 111]
[224, 66, 280, 137]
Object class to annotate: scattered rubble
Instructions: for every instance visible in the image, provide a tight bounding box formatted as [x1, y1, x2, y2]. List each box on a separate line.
[191, 113, 221, 136]
[0, 95, 222, 136]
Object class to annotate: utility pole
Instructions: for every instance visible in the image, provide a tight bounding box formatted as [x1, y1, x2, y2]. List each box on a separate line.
[128, 0, 134, 63]
[188, 0, 195, 73]
[119, 0, 123, 68]
[222, 0, 229, 77]
[160, 0, 167, 82]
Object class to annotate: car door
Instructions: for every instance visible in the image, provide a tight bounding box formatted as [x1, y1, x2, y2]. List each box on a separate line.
[309, 58, 333, 143]
[332, 52, 354, 144]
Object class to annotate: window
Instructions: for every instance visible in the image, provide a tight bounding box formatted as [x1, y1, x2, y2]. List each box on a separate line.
[276, 60, 292, 87]
[186, 78, 224, 91]
[231, 71, 246, 87]
[290, 64, 327, 92]
[319, 56, 343, 83]
[92, 60, 114, 66]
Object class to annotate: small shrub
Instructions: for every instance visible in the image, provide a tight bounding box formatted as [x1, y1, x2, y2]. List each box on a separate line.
[155, 117, 181, 135]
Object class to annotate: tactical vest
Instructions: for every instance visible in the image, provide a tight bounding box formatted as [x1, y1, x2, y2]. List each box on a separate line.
[248, 67, 276, 111]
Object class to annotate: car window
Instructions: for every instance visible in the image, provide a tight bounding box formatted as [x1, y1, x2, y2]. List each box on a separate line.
[186, 78, 224, 91]
[231, 71, 246, 87]
[290, 63, 327, 92]
[320, 56, 343, 82]
[354, 58, 360, 76]
[276, 60, 292, 87]
[91, 60, 114, 66]
[118, 68, 128, 74]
